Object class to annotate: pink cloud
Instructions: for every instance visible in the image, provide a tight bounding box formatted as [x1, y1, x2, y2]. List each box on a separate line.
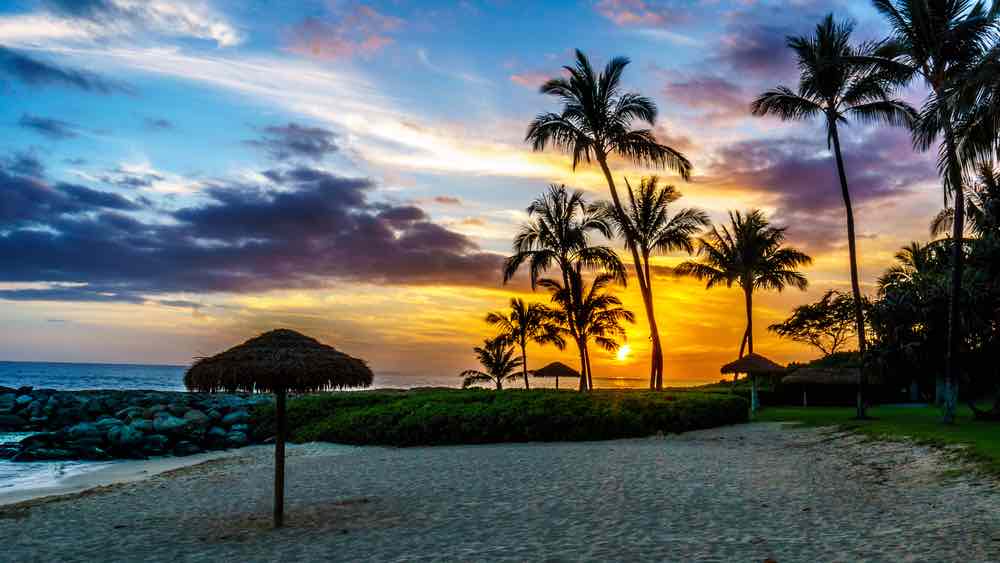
[286, 3, 403, 60]
[595, 0, 690, 28]
[509, 72, 551, 89]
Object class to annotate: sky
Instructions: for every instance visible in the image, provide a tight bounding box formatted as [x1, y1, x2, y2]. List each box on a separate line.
[0, 0, 945, 385]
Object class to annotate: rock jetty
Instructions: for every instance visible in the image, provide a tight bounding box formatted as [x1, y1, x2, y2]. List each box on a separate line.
[0, 387, 270, 462]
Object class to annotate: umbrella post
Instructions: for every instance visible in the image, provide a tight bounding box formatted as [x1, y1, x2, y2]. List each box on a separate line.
[274, 387, 286, 528]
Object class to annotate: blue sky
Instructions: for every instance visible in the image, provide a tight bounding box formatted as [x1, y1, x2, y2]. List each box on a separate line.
[0, 0, 945, 382]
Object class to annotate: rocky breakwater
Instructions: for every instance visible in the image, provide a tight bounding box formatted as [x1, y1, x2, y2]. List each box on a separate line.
[0, 387, 270, 462]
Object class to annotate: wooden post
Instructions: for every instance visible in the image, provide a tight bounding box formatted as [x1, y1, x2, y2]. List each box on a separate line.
[274, 387, 286, 528]
[803, 389, 808, 408]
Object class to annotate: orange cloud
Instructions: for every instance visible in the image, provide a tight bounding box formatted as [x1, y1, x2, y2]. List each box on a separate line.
[286, 3, 402, 60]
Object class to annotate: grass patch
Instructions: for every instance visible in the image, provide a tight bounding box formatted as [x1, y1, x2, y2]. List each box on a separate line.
[756, 404, 1000, 475]
[254, 389, 748, 447]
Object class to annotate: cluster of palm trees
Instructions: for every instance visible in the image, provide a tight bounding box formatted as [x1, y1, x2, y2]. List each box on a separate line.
[464, 2, 1000, 419]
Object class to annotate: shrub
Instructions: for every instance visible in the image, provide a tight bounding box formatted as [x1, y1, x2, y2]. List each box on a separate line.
[253, 389, 748, 447]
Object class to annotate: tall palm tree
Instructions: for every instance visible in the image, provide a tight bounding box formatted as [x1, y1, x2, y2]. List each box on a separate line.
[676, 210, 813, 362]
[878, 241, 938, 289]
[930, 163, 1000, 238]
[540, 272, 636, 388]
[526, 49, 692, 391]
[599, 176, 709, 389]
[486, 298, 566, 389]
[460, 336, 523, 390]
[503, 185, 626, 390]
[751, 14, 916, 418]
[872, 0, 997, 423]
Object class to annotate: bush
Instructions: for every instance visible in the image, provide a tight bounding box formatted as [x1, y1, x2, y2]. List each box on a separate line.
[253, 389, 748, 447]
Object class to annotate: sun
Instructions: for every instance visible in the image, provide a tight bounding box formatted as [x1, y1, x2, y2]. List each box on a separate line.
[616, 344, 631, 362]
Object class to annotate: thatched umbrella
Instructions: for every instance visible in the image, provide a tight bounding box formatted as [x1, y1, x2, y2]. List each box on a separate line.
[721, 353, 785, 415]
[530, 361, 580, 390]
[782, 367, 878, 407]
[185, 329, 373, 527]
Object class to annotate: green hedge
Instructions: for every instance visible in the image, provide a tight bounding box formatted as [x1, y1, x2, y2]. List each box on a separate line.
[253, 389, 748, 447]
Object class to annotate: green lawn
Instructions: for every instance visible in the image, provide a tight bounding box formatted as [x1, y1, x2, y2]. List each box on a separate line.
[756, 404, 1000, 475]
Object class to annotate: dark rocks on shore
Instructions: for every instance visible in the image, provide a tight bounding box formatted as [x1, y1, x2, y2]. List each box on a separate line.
[0, 387, 270, 462]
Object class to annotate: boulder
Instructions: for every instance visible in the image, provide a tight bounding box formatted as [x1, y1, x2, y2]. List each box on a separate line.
[142, 434, 170, 455]
[0, 394, 15, 414]
[65, 422, 103, 441]
[108, 424, 144, 448]
[172, 441, 203, 457]
[221, 410, 250, 427]
[183, 409, 211, 428]
[0, 414, 27, 430]
[95, 417, 124, 431]
[131, 419, 154, 433]
[224, 431, 249, 447]
[230, 423, 251, 435]
[115, 406, 145, 421]
[0, 444, 19, 459]
[152, 413, 188, 435]
[15, 394, 34, 407]
[13, 447, 78, 461]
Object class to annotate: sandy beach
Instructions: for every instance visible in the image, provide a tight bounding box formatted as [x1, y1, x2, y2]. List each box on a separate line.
[2, 423, 998, 562]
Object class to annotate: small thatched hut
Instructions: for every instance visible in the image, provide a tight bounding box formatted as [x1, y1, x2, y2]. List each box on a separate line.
[185, 329, 373, 527]
[782, 367, 876, 406]
[721, 353, 785, 414]
[530, 361, 580, 390]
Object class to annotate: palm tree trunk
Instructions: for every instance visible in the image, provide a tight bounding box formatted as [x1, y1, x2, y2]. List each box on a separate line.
[595, 155, 663, 390]
[744, 286, 758, 415]
[576, 337, 589, 392]
[520, 343, 529, 390]
[584, 344, 594, 390]
[733, 326, 749, 391]
[497, 377, 503, 391]
[941, 117, 965, 424]
[642, 251, 665, 390]
[829, 120, 869, 420]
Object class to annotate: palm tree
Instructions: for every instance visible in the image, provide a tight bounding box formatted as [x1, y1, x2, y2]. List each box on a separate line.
[872, 0, 997, 423]
[460, 336, 523, 390]
[676, 210, 813, 366]
[526, 49, 692, 391]
[486, 298, 566, 389]
[599, 176, 709, 389]
[540, 272, 636, 388]
[878, 241, 937, 289]
[503, 185, 626, 390]
[930, 163, 1000, 238]
[751, 14, 916, 418]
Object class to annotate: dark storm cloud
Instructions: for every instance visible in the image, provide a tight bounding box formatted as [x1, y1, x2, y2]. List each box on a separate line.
[18, 114, 80, 140]
[705, 128, 938, 250]
[0, 162, 503, 303]
[245, 123, 339, 161]
[0, 47, 126, 94]
[2, 152, 44, 178]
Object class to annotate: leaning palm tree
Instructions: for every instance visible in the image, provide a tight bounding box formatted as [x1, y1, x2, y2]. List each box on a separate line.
[676, 210, 813, 368]
[878, 241, 937, 290]
[752, 14, 916, 418]
[872, 0, 997, 423]
[486, 298, 566, 389]
[599, 176, 709, 389]
[526, 50, 691, 391]
[540, 272, 636, 389]
[460, 336, 524, 390]
[503, 184, 626, 391]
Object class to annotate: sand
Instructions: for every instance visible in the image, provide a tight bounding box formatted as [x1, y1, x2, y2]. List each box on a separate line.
[1, 423, 998, 562]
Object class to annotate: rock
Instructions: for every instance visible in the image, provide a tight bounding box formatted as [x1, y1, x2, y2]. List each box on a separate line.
[0, 414, 27, 430]
[172, 441, 202, 456]
[84, 398, 106, 417]
[131, 419, 154, 433]
[167, 404, 189, 417]
[66, 422, 102, 441]
[224, 431, 249, 447]
[108, 424, 144, 448]
[15, 395, 33, 407]
[206, 409, 222, 421]
[95, 416, 124, 431]
[19, 432, 57, 448]
[0, 444, 19, 459]
[230, 423, 251, 435]
[142, 434, 170, 455]
[13, 447, 78, 461]
[115, 406, 144, 421]
[152, 413, 188, 435]
[15, 386, 33, 396]
[183, 409, 211, 427]
[0, 394, 15, 414]
[221, 410, 250, 427]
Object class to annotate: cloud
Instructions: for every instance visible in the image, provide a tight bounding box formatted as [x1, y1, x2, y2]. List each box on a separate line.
[594, 0, 691, 28]
[663, 74, 748, 122]
[245, 123, 339, 162]
[0, 47, 126, 93]
[2, 152, 45, 178]
[0, 162, 504, 303]
[286, 4, 401, 60]
[143, 117, 173, 130]
[18, 114, 80, 140]
[39, 0, 242, 47]
[98, 166, 165, 189]
[703, 128, 938, 250]
[432, 196, 462, 205]
[509, 72, 550, 89]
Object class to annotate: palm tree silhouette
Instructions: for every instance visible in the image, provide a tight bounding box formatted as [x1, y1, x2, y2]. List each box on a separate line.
[503, 184, 626, 390]
[460, 336, 524, 390]
[676, 210, 813, 364]
[599, 176, 709, 389]
[540, 272, 636, 389]
[752, 14, 916, 418]
[526, 49, 691, 391]
[486, 298, 566, 389]
[930, 164, 1000, 239]
[872, 0, 997, 423]
[878, 241, 938, 290]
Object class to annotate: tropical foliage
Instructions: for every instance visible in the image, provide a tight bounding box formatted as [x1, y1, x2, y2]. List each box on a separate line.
[486, 298, 565, 390]
[769, 290, 864, 357]
[460, 336, 523, 390]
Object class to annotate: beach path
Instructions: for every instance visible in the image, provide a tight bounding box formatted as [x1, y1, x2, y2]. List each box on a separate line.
[2, 423, 998, 562]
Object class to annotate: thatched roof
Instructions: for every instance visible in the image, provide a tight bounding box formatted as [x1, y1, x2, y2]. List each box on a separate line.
[782, 367, 881, 385]
[530, 361, 580, 379]
[185, 329, 374, 393]
[720, 353, 785, 375]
